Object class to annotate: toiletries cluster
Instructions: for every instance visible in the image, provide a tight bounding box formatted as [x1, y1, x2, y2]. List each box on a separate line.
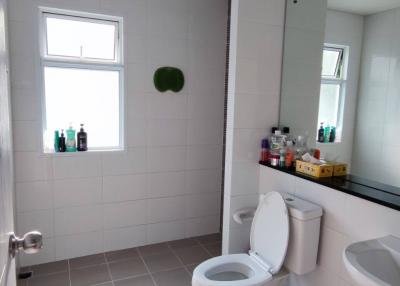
[260, 127, 348, 178]
[260, 127, 316, 169]
[54, 124, 88, 152]
[318, 122, 336, 143]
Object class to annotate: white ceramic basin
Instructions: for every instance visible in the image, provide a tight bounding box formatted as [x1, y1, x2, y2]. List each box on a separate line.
[343, 235, 400, 286]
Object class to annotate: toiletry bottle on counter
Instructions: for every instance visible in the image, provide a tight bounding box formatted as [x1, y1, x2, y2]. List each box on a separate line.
[59, 130, 66, 152]
[318, 123, 325, 143]
[66, 124, 77, 152]
[260, 139, 270, 163]
[285, 141, 294, 168]
[279, 149, 286, 167]
[271, 130, 285, 153]
[77, 124, 88, 152]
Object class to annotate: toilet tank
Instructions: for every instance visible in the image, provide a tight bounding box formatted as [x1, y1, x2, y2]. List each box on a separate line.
[283, 194, 323, 275]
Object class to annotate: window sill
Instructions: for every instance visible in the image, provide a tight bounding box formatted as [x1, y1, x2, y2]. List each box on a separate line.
[316, 142, 342, 145]
[40, 149, 125, 157]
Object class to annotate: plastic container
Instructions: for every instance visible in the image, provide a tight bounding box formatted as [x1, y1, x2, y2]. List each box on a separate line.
[54, 131, 60, 153]
[285, 141, 294, 168]
[66, 125, 77, 152]
[260, 139, 270, 163]
[270, 130, 286, 155]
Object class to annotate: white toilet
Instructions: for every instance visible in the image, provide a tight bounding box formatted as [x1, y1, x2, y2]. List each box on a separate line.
[192, 191, 323, 286]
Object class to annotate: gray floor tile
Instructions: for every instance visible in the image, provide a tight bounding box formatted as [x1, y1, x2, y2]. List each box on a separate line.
[168, 238, 199, 249]
[108, 257, 148, 280]
[143, 252, 182, 273]
[204, 242, 222, 256]
[114, 275, 155, 286]
[30, 260, 68, 277]
[174, 246, 210, 265]
[70, 264, 111, 286]
[152, 268, 191, 286]
[105, 248, 139, 262]
[195, 233, 222, 245]
[16, 279, 28, 286]
[138, 243, 170, 257]
[28, 272, 69, 286]
[70, 253, 106, 269]
[185, 263, 199, 276]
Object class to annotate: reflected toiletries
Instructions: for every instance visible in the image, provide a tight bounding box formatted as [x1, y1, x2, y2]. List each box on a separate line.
[59, 130, 66, 152]
[66, 125, 77, 152]
[77, 124, 88, 152]
[318, 123, 324, 143]
[324, 125, 331, 143]
[329, 127, 336, 143]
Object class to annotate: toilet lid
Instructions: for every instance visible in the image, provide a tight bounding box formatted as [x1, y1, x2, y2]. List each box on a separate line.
[250, 192, 289, 274]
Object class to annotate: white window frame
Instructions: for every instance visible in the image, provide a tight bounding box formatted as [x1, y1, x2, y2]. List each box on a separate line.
[38, 7, 125, 153]
[318, 44, 348, 142]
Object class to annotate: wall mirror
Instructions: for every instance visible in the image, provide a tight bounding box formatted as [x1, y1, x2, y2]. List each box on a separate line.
[279, 0, 400, 189]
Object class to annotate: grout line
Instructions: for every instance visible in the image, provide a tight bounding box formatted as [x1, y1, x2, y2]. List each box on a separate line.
[167, 244, 193, 277]
[103, 253, 115, 286]
[198, 242, 214, 259]
[137, 249, 158, 286]
[67, 260, 72, 286]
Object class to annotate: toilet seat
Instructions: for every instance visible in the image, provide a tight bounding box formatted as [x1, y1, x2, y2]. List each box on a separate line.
[192, 192, 289, 286]
[192, 253, 272, 286]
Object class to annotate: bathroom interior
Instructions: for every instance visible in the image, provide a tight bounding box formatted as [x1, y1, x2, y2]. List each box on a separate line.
[1, 0, 400, 285]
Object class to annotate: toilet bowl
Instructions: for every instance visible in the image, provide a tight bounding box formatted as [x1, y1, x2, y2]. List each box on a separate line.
[192, 192, 323, 286]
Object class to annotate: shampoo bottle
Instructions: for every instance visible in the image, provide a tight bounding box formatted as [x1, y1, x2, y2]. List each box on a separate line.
[66, 124, 77, 152]
[54, 130, 60, 153]
[59, 130, 66, 152]
[77, 124, 88, 152]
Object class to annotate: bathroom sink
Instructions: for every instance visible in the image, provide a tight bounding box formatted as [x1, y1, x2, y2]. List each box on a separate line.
[343, 235, 400, 286]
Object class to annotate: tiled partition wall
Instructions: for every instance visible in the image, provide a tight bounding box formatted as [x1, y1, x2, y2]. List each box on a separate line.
[222, 0, 284, 254]
[259, 165, 400, 286]
[9, 0, 227, 266]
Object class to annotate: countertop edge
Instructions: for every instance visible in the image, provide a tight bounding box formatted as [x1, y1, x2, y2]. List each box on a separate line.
[259, 162, 400, 212]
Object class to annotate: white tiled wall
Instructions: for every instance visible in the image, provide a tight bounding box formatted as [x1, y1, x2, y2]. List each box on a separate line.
[222, 0, 284, 254]
[260, 166, 400, 286]
[352, 8, 400, 187]
[9, 0, 227, 266]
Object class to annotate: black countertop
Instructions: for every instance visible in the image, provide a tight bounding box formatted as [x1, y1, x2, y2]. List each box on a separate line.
[259, 162, 400, 211]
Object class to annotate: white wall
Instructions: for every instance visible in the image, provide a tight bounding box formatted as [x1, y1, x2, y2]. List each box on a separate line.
[8, 0, 227, 266]
[318, 10, 363, 165]
[260, 166, 400, 286]
[279, 0, 327, 146]
[222, 0, 284, 254]
[352, 8, 400, 187]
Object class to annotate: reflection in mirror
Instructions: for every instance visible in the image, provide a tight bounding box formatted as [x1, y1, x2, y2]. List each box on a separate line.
[279, 0, 400, 188]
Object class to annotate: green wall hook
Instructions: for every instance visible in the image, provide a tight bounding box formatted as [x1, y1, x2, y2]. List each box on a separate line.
[154, 67, 185, 93]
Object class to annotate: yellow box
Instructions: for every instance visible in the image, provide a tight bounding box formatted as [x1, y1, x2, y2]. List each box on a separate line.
[332, 163, 348, 176]
[296, 160, 333, 178]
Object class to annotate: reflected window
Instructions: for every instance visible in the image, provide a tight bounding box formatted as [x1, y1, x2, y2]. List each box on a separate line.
[317, 45, 347, 143]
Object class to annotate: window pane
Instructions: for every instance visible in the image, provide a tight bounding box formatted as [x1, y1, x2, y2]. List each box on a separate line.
[44, 66, 120, 150]
[46, 16, 116, 60]
[318, 83, 340, 128]
[321, 49, 341, 78]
